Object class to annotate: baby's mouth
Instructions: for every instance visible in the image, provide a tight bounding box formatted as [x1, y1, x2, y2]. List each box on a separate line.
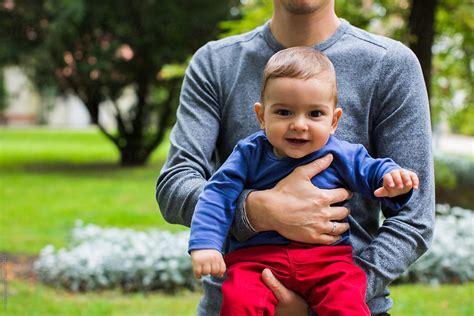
[286, 138, 309, 145]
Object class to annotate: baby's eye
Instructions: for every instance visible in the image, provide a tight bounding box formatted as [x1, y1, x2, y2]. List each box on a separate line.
[276, 109, 292, 116]
[309, 111, 323, 117]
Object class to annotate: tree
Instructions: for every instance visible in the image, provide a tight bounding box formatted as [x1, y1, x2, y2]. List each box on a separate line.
[0, 0, 234, 165]
[408, 0, 438, 98]
[0, 68, 6, 112]
[432, 0, 473, 135]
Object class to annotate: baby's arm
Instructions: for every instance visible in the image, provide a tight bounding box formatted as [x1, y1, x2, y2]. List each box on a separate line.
[191, 249, 226, 279]
[374, 169, 419, 198]
[188, 141, 250, 278]
[341, 143, 418, 210]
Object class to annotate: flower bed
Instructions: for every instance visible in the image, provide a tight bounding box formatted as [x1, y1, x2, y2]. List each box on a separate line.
[34, 221, 194, 292]
[35, 204, 473, 292]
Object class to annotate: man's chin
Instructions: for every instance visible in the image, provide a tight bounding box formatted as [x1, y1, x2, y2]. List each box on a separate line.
[283, 0, 324, 15]
[285, 6, 318, 15]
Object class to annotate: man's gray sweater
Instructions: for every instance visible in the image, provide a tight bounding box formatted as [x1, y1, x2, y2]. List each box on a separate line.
[156, 19, 435, 315]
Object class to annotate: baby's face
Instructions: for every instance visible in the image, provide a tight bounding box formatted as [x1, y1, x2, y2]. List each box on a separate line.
[255, 77, 341, 159]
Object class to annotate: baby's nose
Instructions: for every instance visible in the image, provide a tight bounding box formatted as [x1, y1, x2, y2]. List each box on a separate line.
[290, 117, 308, 131]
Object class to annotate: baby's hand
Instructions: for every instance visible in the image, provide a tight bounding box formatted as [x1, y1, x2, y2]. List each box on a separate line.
[374, 169, 419, 198]
[190, 249, 226, 279]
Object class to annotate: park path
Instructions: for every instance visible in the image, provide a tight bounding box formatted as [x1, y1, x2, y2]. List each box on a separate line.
[433, 134, 474, 156]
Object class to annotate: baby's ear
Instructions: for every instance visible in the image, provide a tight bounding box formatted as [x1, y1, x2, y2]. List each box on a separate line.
[331, 107, 343, 134]
[254, 102, 265, 129]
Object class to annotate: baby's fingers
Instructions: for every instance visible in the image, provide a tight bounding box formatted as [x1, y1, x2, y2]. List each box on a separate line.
[384, 173, 395, 188]
[220, 258, 227, 277]
[193, 265, 202, 279]
[400, 170, 413, 188]
[211, 259, 226, 278]
[410, 172, 419, 189]
[391, 171, 403, 189]
[199, 262, 212, 278]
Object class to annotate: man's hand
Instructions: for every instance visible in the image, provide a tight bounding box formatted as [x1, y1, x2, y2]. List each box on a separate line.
[190, 249, 226, 279]
[374, 169, 419, 198]
[246, 154, 352, 245]
[262, 269, 308, 316]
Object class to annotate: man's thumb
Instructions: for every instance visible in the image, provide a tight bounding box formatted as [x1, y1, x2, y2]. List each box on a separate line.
[262, 268, 286, 301]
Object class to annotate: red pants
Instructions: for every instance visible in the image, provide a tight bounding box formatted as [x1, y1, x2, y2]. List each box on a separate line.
[220, 243, 370, 316]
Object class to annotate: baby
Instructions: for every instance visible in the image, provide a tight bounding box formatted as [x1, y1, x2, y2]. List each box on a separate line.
[188, 47, 418, 316]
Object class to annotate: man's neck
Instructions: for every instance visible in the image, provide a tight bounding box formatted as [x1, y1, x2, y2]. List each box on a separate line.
[270, 2, 340, 47]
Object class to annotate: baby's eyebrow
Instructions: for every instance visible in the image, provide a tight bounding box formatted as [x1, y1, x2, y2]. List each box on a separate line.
[308, 104, 331, 110]
[268, 103, 291, 108]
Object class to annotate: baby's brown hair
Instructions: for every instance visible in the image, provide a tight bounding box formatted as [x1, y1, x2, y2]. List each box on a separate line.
[260, 46, 338, 105]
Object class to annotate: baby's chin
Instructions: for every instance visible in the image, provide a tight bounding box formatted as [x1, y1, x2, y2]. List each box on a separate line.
[286, 147, 327, 159]
[285, 151, 313, 159]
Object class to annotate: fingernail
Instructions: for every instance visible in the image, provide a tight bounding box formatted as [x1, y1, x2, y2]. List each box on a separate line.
[322, 154, 332, 162]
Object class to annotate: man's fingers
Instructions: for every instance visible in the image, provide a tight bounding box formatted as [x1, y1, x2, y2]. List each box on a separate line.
[326, 206, 350, 221]
[327, 221, 349, 235]
[262, 268, 289, 302]
[262, 268, 310, 315]
[317, 234, 342, 245]
[320, 187, 353, 205]
[297, 154, 333, 178]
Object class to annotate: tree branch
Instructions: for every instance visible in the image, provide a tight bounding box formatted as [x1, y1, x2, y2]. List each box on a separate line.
[97, 121, 120, 148]
[111, 99, 129, 136]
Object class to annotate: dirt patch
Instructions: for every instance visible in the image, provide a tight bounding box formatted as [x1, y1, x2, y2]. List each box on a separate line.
[1, 253, 38, 282]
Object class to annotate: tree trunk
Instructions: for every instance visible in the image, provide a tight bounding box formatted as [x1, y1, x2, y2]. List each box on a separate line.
[119, 145, 149, 166]
[408, 0, 438, 100]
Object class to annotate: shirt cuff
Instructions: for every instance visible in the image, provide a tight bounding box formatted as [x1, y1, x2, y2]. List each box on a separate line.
[230, 189, 259, 242]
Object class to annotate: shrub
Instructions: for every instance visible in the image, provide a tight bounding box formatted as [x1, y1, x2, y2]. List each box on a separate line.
[35, 204, 473, 292]
[34, 222, 195, 292]
[434, 153, 474, 209]
[397, 204, 474, 285]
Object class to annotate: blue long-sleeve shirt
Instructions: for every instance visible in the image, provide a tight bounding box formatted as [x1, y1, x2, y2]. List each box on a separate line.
[189, 131, 412, 253]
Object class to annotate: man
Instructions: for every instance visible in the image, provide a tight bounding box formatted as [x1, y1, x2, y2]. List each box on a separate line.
[156, 1, 435, 315]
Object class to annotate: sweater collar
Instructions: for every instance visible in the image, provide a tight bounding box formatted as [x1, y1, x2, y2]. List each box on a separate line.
[262, 18, 350, 52]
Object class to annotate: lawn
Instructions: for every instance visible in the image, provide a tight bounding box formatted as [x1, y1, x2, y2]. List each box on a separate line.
[1, 281, 201, 316]
[1, 128, 473, 315]
[389, 283, 474, 315]
[0, 128, 179, 254]
[1, 281, 472, 315]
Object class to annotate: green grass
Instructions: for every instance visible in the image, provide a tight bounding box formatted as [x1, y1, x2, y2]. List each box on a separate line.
[390, 283, 474, 315]
[1, 281, 201, 316]
[1, 281, 472, 315]
[0, 128, 182, 254]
